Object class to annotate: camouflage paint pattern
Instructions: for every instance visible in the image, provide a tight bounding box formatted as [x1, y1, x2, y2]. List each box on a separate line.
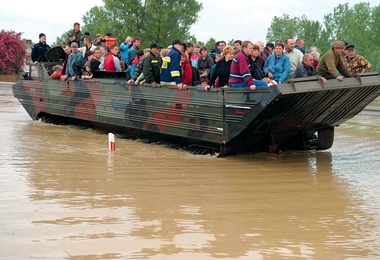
[13, 63, 380, 156]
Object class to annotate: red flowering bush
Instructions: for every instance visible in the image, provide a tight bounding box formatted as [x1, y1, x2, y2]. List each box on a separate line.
[0, 30, 26, 74]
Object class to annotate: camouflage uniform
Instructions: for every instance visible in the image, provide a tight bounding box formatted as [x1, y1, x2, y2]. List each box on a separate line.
[344, 55, 372, 74]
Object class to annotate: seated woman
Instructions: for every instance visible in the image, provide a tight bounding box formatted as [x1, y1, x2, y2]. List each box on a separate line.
[206, 45, 235, 91]
[249, 44, 265, 80]
[197, 46, 214, 78]
[263, 41, 290, 84]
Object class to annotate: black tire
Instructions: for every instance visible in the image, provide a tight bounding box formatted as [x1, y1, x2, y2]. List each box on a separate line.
[317, 127, 334, 150]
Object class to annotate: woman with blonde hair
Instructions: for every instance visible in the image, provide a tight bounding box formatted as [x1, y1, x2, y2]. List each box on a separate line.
[205, 45, 235, 91]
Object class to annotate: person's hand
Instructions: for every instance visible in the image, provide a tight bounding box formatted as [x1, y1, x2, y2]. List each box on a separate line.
[249, 85, 256, 91]
[33, 61, 38, 65]
[203, 85, 211, 91]
[60, 75, 67, 81]
[321, 77, 328, 84]
[151, 82, 156, 88]
[71, 76, 77, 80]
[336, 76, 344, 81]
[127, 79, 133, 84]
[177, 83, 185, 90]
[139, 80, 145, 86]
[81, 75, 85, 79]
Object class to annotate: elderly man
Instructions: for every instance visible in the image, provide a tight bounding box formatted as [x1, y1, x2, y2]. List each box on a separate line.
[316, 41, 351, 80]
[295, 53, 327, 83]
[284, 37, 303, 78]
[343, 44, 372, 74]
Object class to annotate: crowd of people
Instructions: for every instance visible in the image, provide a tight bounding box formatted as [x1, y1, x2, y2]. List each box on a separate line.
[31, 22, 373, 91]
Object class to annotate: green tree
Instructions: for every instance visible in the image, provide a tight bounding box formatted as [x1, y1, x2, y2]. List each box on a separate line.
[81, 0, 202, 48]
[205, 37, 216, 50]
[322, 2, 380, 69]
[266, 14, 300, 42]
[53, 32, 70, 47]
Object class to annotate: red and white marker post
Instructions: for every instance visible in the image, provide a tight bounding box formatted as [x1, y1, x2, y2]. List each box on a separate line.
[108, 133, 116, 151]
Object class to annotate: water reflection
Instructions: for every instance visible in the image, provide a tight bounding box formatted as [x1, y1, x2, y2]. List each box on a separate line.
[1, 85, 380, 259]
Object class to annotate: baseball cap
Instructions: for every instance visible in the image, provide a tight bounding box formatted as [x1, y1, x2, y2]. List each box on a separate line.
[172, 40, 182, 46]
[150, 43, 161, 49]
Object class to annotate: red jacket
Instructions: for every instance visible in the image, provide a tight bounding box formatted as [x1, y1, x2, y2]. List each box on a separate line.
[51, 71, 62, 79]
[104, 54, 117, 72]
[181, 58, 192, 86]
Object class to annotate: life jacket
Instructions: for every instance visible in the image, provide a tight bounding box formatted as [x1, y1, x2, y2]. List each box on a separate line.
[105, 37, 118, 47]
[104, 54, 116, 72]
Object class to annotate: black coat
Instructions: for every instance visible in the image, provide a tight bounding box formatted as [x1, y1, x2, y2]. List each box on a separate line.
[31, 42, 51, 62]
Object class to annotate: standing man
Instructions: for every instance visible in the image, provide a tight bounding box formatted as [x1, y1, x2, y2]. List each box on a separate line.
[229, 41, 268, 91]
[68, 22, 82, 47]
[31, 33, 51, 64]
[343, 44, 372, 74]
[295, 38, 306, 54]
[99, 45, 122, 72]
[284, 37, 303, 78]
[78, 36, 96, 57]
[160, 40, 185, 90]
[90, 47, 102, 72]
[61, 42, 83, 80]
[143, 43, 163, 87]
[127, 37, 141, 65]
[316, 41, 351, 80]
[61, 44, 71, 77]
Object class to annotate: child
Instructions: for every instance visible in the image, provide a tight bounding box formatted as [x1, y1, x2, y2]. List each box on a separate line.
[81, 61, 93, 79]
[51, 65, 63, 79]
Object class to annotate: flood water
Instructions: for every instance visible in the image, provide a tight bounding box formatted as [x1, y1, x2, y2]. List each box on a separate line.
[1, 84, 380, 259]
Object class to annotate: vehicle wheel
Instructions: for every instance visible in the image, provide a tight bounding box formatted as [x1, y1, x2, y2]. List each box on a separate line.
[317, 127, 334, 150]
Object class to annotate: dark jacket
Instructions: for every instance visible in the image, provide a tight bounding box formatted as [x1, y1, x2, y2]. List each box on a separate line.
[249, 56, 265, 80]
[90, 58, 101, 72]
[143, 51, 162, 83]
[31, 41, 51, 62]
[197, 55, 214, 77]
[294, 62, 316, 78]
[209, 58, 232, 87]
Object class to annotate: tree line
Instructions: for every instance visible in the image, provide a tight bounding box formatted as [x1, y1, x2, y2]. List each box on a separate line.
[52, 1, 378, 71]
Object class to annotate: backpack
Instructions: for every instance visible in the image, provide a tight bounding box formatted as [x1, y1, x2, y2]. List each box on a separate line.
[191, 66, 200, 86]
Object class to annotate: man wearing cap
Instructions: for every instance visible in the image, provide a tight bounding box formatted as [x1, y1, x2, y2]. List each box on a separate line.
[142, 43, 163, 87]
[343, 44, 372, 74]
[61, 42, 84, 81]
[264, 42, 274, 57]
[68, 33, 77, 47]
[31, 33, 51, 64]
[316, 41, 351, 80]
[160, 40, 186, 90]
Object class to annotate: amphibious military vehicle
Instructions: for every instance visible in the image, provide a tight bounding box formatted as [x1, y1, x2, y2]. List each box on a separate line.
[13, 47, 380, 156]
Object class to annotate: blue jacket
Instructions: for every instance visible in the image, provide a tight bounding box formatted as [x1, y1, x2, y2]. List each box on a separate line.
[263, 54, 290, 83]
[66, 51, 83, 77]
[119, 42, 130, 64]
[160, 47, 182, 84]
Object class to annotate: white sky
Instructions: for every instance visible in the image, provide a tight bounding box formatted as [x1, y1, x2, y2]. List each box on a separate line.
[1, 0, 378, 45]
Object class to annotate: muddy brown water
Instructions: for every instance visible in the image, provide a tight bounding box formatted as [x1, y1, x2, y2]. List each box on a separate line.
[1, 85, 380, 259]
